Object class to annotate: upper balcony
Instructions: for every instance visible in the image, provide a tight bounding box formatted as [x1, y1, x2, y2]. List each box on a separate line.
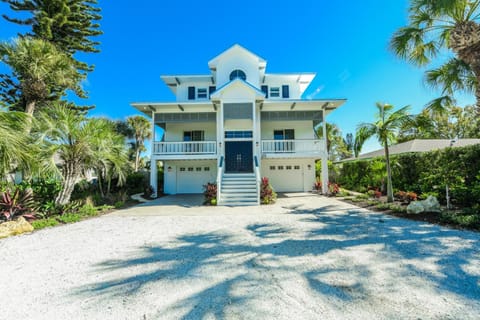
[152, 139, 325, 159]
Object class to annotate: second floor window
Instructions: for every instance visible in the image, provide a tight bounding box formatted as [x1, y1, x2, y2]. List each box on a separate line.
[274, 129, 295, 140]
[197, 88, 207, 99]
[229, 69, 246, 81]
[270, 87, 280, 97]
[184, 130, 204, 141]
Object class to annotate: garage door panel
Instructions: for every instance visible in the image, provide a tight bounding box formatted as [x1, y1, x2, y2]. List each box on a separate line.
[176, 165, 213, 194]
[264, 163, 303, 192]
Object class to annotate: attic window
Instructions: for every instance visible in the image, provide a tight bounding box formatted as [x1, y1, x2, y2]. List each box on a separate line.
[229, 69, 246, 81]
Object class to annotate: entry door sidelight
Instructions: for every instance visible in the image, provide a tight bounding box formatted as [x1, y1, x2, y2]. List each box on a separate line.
[225, 141, 253, 173]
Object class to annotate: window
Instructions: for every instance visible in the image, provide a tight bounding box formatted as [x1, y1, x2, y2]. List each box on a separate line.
[270, 87, 280, 97]
[294, 165, 301, 170]
[204, 167, 210, 171]
[179, 167, 186, 171]
[197, 88, 207, 99]
[286, 165, 292, 170]
[269, 166, 275, 170]
[196, 167, 202, 171]
[184, 130, 204, 141]
[278, 166, 284, 170]
[225, 131, 253, 139]
[274, 129, 295, 140]
[229, 69, 246, 81]
[188, 167, 194, 172]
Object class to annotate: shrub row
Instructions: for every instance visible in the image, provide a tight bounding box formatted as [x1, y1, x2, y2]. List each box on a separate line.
[335, 144, 480, 207]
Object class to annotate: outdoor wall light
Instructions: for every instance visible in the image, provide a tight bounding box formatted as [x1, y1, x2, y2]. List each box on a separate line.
[307, 164, 312, 170]
[256, 141, 259, 147]
[219, 142, 222, 147]
[167, 166, 172, 172]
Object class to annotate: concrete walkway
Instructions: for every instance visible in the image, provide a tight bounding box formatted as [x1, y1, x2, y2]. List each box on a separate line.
[0, 194, 479, 319]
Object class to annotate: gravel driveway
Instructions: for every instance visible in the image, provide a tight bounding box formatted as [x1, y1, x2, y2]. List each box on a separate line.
[1, 194, 479, 320]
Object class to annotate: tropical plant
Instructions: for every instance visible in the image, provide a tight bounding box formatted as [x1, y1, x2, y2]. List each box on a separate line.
[0, 187, 36, 221]
[126, 116, 152, 172]
[390, 0, 480, 112]
[0, 37, 83, 118]
[260, 177, 277, 204]
[34, 103, 129, 205]
[317, 123, 352, 161]
[356, 103, 411, 202]
[0, 109, 32, 177]
[203, 182, 217, 205]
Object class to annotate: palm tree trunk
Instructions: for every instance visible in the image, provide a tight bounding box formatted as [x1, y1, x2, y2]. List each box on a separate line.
[134, 149, 140, 172]
[384, 143, 394, 203]
[55, 162, 77, 206]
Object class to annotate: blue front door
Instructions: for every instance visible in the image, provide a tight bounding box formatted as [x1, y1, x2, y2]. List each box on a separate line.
[225, 141, 253, 173]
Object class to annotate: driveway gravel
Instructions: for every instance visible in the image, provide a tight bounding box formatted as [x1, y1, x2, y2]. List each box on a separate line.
[0, 194, 479, 319]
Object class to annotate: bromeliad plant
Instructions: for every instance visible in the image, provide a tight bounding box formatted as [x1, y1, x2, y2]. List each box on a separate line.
[0, 188, 36, 221]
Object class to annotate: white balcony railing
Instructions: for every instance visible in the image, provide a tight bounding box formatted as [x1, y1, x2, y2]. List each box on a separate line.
[153, 141, 217, 155]
[261, 139, 325, 155]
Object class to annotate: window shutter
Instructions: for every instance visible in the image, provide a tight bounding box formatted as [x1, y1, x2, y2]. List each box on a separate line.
[282, 85, 289, 98]
[209, 86, 216, 98]
[188, 86, 195, 100]
[261, 85, 268, 98]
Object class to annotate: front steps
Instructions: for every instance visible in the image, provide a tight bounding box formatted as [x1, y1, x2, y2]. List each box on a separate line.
[218, 173, 259, 206]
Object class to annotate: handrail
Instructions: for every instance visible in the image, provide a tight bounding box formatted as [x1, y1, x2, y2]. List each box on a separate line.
[216, 156, 224, 204]
[254, 155, 261, 205]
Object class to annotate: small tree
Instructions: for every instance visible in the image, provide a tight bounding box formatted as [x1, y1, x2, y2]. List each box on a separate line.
[357, 103, 411, 202]
[126, 116, 152, 172]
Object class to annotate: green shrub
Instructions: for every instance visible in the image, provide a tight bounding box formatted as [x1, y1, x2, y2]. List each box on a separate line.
[78, 204, 97, 216]
[57, 213, 81, 224]
[114, 201, 125, 209]
[366, 200, 379, 206]
[375, 203, 391, 210]
[355, 194, 369, 200]
[31, 218, 59, 230]
[440, 211, 480, 229]
[202, 182, 217, 205]
[126, 172, 148, 195]
[388, 204, 406, 213]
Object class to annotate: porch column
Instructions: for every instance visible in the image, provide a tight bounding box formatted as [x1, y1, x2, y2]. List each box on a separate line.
[321, 109, 329, 195]
[150, 158, 158, 198]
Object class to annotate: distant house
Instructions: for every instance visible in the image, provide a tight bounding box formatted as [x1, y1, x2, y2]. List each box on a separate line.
[132, 44, 345, 205]
[343, 139, 480, 161]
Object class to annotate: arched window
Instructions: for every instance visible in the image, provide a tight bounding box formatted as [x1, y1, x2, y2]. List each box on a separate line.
[229, 69, 247, 81]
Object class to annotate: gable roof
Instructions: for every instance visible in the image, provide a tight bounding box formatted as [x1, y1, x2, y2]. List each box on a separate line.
[208, 44, 267, 70]
[210, 78, 266, 100]
[343, 139, 480, 162]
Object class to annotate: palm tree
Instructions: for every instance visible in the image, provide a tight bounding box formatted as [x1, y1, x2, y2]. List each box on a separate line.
[0, 37, 83, 119]
[357, 103, 411, 202]
[0, 109, 32, 178]
[34, 103, 129, 205]
[390, 0, 480, 112]
[126, 116, 152, 172]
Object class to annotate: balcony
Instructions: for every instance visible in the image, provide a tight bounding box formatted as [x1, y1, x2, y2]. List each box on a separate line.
[152, 141, 217, 159]
[261, 139, 325, 158]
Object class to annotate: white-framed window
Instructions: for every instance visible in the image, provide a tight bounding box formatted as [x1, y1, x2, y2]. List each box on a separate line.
[188, 167, 194, 172]
[204, 167, 210, 171]
[183, 130, 204, 141]
[294, 165, 301, 170]
[286, 165, 292, 170]
[269, 166, 275, 170]
[197, 88, 207, 99]
[196, 167, 202, 171]
[179, 167, 186, 171]
[270, 87, 280, 97]
[278, 166, 284, 170]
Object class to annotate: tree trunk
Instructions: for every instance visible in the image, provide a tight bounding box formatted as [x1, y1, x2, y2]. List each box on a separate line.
[55, 162, 79, 206]
[384, 143, 394, 203]
[134, 149, 140, 172]
[24, 100, 36, 134]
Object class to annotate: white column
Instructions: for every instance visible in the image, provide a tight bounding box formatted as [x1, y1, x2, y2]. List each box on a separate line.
[150, 157, 158, 198]
[321, 109, 329, 195]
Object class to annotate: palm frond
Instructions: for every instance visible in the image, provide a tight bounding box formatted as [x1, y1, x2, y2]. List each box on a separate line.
[424, 58, 476, 94]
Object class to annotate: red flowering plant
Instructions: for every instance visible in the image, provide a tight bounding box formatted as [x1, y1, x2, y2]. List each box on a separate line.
[261, 177, 277, 204]
[203, 182, 217, 205]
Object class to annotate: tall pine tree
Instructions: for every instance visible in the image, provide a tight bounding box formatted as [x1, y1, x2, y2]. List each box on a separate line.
[0, 0, 102, 112]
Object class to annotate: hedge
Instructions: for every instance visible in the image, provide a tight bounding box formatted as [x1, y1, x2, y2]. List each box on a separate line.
[335, 144, 480, 206]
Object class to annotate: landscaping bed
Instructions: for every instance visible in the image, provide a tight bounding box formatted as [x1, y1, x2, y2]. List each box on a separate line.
[335, 192, 480, 232]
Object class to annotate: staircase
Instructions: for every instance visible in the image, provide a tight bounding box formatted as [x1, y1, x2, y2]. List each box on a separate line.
[218, 173, 259, 206]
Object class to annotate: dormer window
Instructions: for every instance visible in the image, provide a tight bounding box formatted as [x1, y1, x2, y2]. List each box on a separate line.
[229, 69, 246, 81]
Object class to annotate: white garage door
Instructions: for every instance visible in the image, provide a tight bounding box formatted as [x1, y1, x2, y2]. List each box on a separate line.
[265, 164, 304, 192]
[177, 166, 212, 194]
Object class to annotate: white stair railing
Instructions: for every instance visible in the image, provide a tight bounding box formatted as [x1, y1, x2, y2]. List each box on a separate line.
[254, 156, 261, 205]
[216, 156, 224, 203]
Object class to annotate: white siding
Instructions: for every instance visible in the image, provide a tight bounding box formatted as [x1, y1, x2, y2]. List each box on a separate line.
[216, 51, 260, 88]
[261, 159, 315, 192]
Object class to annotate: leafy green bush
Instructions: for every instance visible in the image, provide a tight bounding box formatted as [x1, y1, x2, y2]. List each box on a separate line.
[31, 218, 59, 230]
[336, 144, 480, 208]
[57, 213, 81, 224]
[202, 182, 217, 205]
[114, 201, 125, 209]
[78, 204, 97, 216]
[355, 194, 369, 200]
[440, 211, 480, 229]
[126, 172, 148, 195]
[375, 203, 391, 210]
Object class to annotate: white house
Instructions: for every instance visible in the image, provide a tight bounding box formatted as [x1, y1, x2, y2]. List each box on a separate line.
[132, 44, 345, 205]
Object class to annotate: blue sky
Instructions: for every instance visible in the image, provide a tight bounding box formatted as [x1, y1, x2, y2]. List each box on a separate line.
[0, 0, 475, 152]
